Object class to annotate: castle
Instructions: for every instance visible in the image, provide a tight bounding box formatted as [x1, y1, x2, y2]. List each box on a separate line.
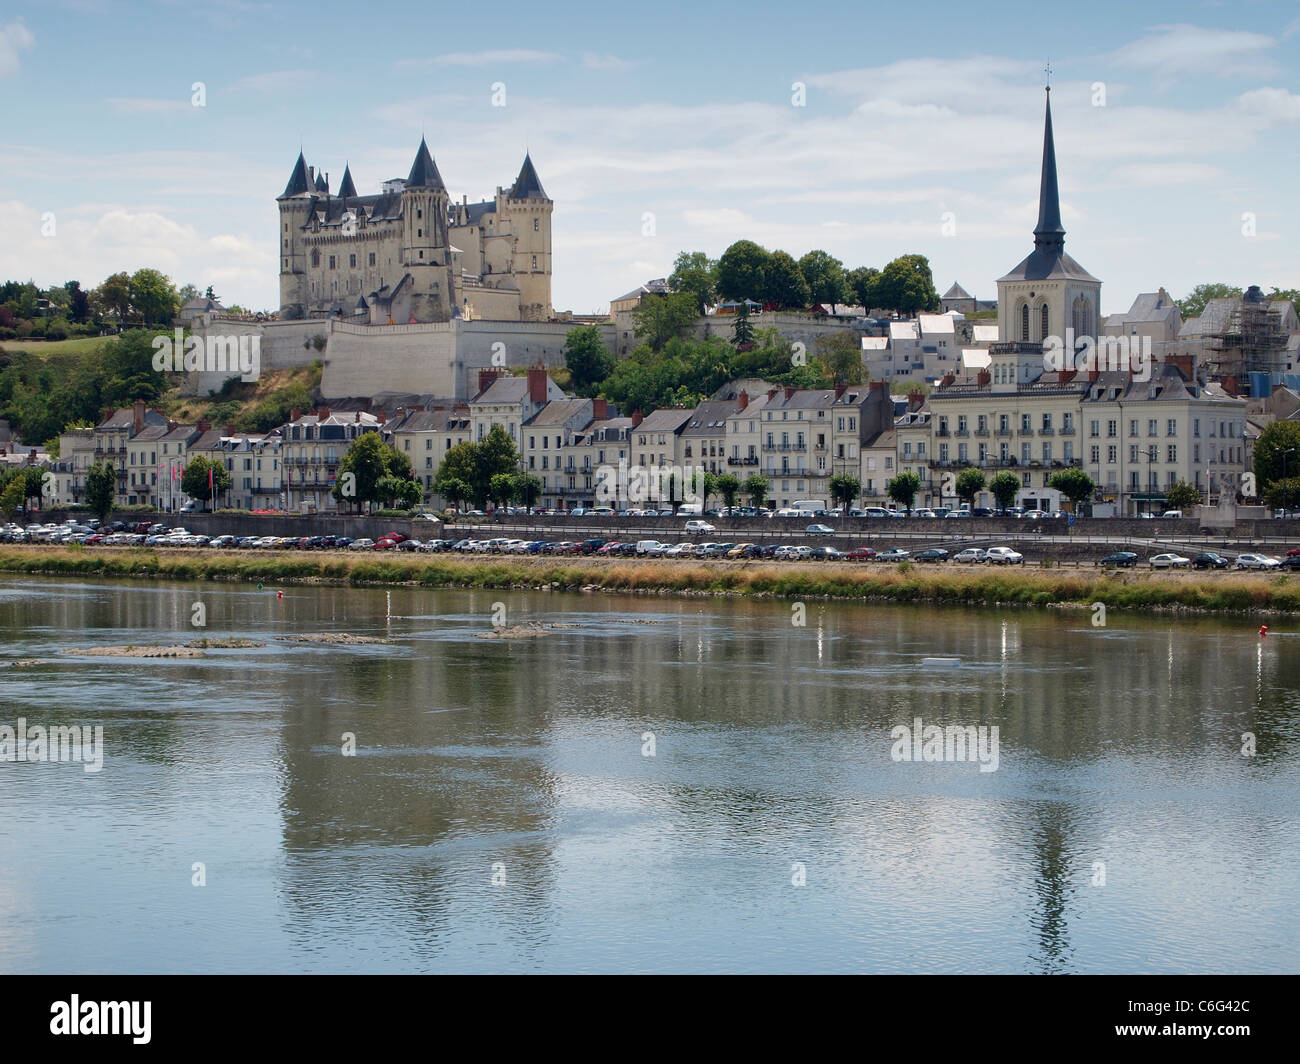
[276, 140, 553, 324]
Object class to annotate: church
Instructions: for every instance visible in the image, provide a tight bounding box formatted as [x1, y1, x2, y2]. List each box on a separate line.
[276, 140, 553, 324]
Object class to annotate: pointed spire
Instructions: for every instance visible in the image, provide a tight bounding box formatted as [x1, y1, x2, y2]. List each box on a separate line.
[1034, 87, 1065, 252]
[407, 137, 445, 189]
[281, 151, 310, 197]
[338, 164, 357, 200]
[508, 152, 547, 200]
[315, 171, 328, 194]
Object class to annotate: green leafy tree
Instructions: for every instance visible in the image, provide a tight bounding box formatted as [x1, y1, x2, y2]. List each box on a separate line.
[512, 472, 543, 509]
[815, 332, 864, 385]
[436, 474, 470, 511]
[1165, 481, 1202, 510]
[799, 250, 851, 313]
[691, 470, 718, 508]
[731, 302, 755, 349]
[742, 473, 769, 508]
[887, 470, 922, 514]
[181, 456, 232, 509]
[434, 426, 520, 508]
[85, 461, 116, 520]
[1176, 283, 1242, 321]
[876, 254, 940, 315]
[762, 250, 811, 309]
[631, 291, 699, 352]
[716, 240, 770, 303]
[829, 473, 860, 509]
[563, 324, 616, 395]
[94, 272, 132, 324]
[1047, 468, 1095, 511]
[0, 476, 24, 518]
[989, 470, 1021, 512]
[1253, 420, 1300, 492]
[668, 251, 718, 314]
[331, 431, 388, 512]
[955, 468, 987, 507]
[846, 266, 880, 312]
[1263, 477, 1300, 510]
[716, 473, 741, 508]
[489, 473, 516, 508]
[128, 268, 178, 325]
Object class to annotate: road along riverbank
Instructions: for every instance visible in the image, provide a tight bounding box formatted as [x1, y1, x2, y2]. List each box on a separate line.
[2, 545, 1298, 615]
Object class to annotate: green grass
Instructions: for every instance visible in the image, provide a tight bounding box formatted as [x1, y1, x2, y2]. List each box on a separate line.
[0, 336, 109, 357]
[1, 546, 1298, 615]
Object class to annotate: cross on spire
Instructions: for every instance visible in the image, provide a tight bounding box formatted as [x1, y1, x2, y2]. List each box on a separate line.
[1044, 60, 1052, 91]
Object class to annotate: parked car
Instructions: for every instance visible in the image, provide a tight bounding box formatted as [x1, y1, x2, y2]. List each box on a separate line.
[1100, 551, 1138, 568]
[348, 538, 375, 551]
[1149, 553, 1190, 569]
[808, 546, 844, 561]
[845, 546, 877, 561]
[953, 548, 987, 564]
[877, 547, 911, 562]
[1236, 553, 1281, 570]
[684, 520, 716, 534]
[1193, 552, 1231, 570]
[805, 523, 834, 536]
[914, 547, 950, 562]
[1280, 554, 1300, 570]
[985, 546, 1024, 565]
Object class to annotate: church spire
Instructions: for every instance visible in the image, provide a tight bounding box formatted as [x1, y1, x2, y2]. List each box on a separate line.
[1034, 87, 1065, 253]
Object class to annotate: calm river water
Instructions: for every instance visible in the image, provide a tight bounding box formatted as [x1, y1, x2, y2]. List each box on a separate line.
[0, 576, 1296, 973]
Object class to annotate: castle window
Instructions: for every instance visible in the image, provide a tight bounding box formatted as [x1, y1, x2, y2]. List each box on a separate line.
[311, 249, 320, 268]
[419, 251, 424, 259]
[1040, 304, 1049, 341]
[368, 253, 376, 267]
[531, 255, 537, 270]
[329, 255, 336, 270]
[417, 229, 422, 238]
[417, 209, 422, 220]
[349, 254, 356, 268]
[1020, 304, 1029, 341]
[533, 218, 539, 231]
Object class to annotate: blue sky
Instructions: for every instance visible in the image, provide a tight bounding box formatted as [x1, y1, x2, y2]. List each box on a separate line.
[2, 0, 1298, 316]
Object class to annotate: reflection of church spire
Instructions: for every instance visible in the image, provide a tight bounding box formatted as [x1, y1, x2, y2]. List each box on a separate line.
[1027, 802, 1076, 974]
[1034, 88, 1065, 254]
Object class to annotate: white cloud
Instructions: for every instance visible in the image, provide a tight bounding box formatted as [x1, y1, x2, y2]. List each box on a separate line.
[225, 69, 314, 95]
[0, 18, 34, 77]
[1235, 87, 1300, 124]
[582, 52, 634, 71]
[1108, 24, 1278, 84]
[396, 49, 562, 71]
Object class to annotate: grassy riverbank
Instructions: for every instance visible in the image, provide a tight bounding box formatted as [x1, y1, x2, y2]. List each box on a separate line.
[2, 545, 1299, 614]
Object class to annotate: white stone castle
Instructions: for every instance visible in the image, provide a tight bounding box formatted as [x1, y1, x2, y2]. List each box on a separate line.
[276, 140, 553, 324]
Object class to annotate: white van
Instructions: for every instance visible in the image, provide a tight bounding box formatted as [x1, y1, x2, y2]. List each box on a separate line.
[1160, 510, 1183, 519]
[677, 502, 703, 516]
[635, 540, 665, 556]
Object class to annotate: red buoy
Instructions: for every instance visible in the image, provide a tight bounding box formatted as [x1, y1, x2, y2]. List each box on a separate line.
[1260, 625, 1268, 637]
[277, 589, 284, 600]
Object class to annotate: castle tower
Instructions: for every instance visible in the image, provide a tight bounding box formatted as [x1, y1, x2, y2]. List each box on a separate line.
[277, 151, 314, 317]
[503, 153, 553, 321]
[401, 137, 452, 321]
[995, 88, 1100, 348]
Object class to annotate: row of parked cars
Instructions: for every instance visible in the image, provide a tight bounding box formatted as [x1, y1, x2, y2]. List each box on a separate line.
[1096, 549, 1300, 570]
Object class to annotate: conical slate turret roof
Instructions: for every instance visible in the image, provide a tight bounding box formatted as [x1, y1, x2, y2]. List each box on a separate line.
[407, 137, 445, 189]
[508, 153, 547, 200]
[338, 164, 357, 199]
[281, 151, 311, 197]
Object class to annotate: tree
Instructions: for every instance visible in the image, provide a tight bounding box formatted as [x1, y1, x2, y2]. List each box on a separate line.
[63, 280, 90, 324]
[436, 475, 470, 511]
[563, 324, 616, 395]
[1253, 420, 1300, 492]
[829, 473, 860, 509]
[0, 476, 24, 519]
[876, 254, 939, 315]
[331, 431, 389, 512]
[376, 474, 421, 509]
[1176, 283, 1242, 321]
[85, 461, 116, 520]
[1263, 477, 1300, 510]
[177, 283, 200, 307]
[668, 251, 718, 314]
[762, 250, 811, 309]
[955, 468, 987, 507]
[128, 268, 177, 325]
[815, 332, 864, 385]
[21, 467, 44, 510]
[631, 291, 699, 352]
[489, 473, 516, 508]
[731, 302, 755, 349]
[181, 456, 232, 509]
[847, 266, 880, 312]
[989, 471, 1021, 512]
[799, 250, 851, 313]
[742, 474, 769, 508]
[94, 272, 132, 324]
[512, 472, 542, 509]
[1165, 481, 1202, 510]
[716, 240, 770, 303]
[887, 471, 921, 514]
[691, 470, 718, 508]
[716, 473, 741, 508]
[1047, 468, 1095, 511]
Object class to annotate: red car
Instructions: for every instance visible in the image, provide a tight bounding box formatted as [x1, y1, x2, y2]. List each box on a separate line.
[372, 538, 398, 550]
[1287, 548, 1300, 557]
[595, 541, 622, 556]
[846, 547, 877, 561]
[382, 532, 408, 543]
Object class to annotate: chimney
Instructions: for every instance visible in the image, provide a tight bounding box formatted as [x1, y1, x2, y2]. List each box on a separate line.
[1087, 367, 1099, 383]
[376, 410, 386, 424]
[528, 365, 548, 404]
[631, 409, 644, 428]
[784, 386, 796, 399]
[196, 419, 210, 433]
[317, 406, 330, 419]
[1169, 354, 1194, 382]
[591, 397, 608, 420]
[976, 369, 991, 388]
[290, 408, 302, 422]
[477, 368, 501, 396]
[738, 389, 749, 410]
[767, 388, 778, 401]
[907, 391, 925, 412]
[833, 383, 846, 400]
[869, 381, 884, 391]
[132, 399, 145, 434]
[941, 373, 956, 387]
[1221, 375, 1241, 398]
[354, 410, 361, 422]
[223, 425, 235, 436]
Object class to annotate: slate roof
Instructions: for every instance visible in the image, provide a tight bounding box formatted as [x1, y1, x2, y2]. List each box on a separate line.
[407, 138, 445, 189]
[281, 151, 311, 197]
[508, 153, 547, 200]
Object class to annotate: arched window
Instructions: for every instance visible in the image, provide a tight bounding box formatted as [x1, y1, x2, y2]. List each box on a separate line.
[310, 248, 320, 268]
[1072, 295, 1093, 338]
[1040, 303, 1049, 342]
[1021, 303, 1030, 341]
